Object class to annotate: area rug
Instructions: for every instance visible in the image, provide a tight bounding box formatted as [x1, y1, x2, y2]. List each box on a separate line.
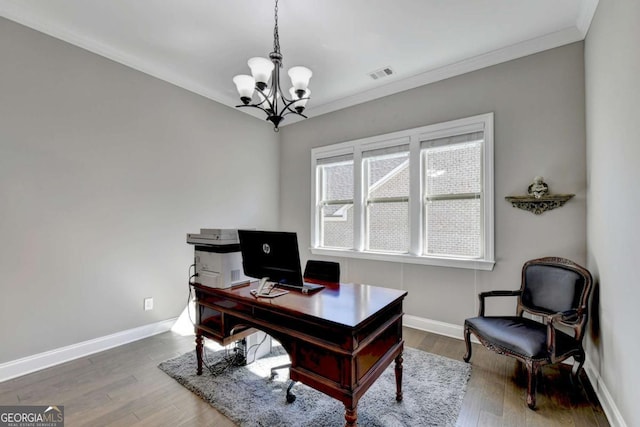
[158, 346, 471, 426]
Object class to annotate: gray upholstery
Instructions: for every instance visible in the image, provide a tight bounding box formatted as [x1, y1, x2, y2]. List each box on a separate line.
[465, 316, 577, 360]
[522, 264, 585, 314]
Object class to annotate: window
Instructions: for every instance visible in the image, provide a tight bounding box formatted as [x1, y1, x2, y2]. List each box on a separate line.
[311, 113, 494, 270]
[363, 145, 410, 252]
[422, 133, 483, 258]
[316, 154, 354, 249]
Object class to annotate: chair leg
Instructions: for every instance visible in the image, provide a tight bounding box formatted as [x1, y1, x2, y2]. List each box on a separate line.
[269, 362, 296, 403]
[570, 350, 585, 390]
[525, 360, 540, 409]
[463, 325, 472, 362]
[285, 380, 296, 403]
[571, 351, 585, 379]
[270, 362, 291, 380]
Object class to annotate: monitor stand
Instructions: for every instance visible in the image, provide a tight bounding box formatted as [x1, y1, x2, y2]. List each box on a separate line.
[250, 277, 288, 298]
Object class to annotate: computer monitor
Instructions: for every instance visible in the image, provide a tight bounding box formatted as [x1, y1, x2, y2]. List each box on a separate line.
[238, 230, 304, 286]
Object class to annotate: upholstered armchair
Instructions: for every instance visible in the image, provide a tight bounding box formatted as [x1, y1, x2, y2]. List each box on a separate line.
[463, 257, 593, 409]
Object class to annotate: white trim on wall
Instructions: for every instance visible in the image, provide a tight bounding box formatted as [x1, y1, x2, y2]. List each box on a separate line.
[576, 0, 600, 37]
[403, 314, 479, 344]
[0, 318, 177, 383]
[584, 360, 628, 427]
[0, 2, 596, 124]
[303, 27, 585, 121]
[0, 312, 625, 427]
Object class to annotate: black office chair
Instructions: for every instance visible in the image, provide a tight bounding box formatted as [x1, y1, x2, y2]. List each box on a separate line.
[303, 260, 341, 283]
[463, 257, 592, 409]
[270, 259, 340, 402]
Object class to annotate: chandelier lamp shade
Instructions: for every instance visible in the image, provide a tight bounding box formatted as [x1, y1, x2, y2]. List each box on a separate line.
[232, 0, 312, 131]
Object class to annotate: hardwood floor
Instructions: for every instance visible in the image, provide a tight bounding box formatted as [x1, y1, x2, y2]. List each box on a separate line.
[402, 328, 609, 427]
[0, 328, 609, 426]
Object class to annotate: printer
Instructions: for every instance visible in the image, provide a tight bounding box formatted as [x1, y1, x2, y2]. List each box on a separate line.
[187, 229, 249, 289]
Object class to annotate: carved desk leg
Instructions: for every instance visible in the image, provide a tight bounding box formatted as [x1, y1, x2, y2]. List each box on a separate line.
[196, 333, 203, 376]
[344, 404, 357, 427]
[395, 352, 404, 401]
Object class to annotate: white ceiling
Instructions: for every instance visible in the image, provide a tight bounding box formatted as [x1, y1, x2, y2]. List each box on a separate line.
[0, 0, 598, 126]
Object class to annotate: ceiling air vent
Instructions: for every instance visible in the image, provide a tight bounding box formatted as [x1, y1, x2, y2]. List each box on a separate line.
[368, 67, 394, 80]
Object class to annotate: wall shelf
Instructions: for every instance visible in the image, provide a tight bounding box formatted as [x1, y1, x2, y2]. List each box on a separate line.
[505, 194, 574, 215]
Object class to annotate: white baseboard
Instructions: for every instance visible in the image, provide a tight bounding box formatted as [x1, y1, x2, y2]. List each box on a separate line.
[1, 313, 628, 427]
[404, 314, 626, 427]
[584, 359, 628, 427]
[0, 318, 177, 383]
[403, 314, 480, 344]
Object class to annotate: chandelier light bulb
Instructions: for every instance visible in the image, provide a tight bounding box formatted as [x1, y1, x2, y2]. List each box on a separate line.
[233, 75, 256, 104]
[248, 57, 274, 90]
[288, 66, 313, 96]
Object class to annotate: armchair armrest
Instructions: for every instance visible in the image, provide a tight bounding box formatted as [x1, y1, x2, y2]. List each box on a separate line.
[479, 290, 521, 298]
[548, 309, 580, 324]
[545, 306, 586, 362]
[477, 290, 520, 316]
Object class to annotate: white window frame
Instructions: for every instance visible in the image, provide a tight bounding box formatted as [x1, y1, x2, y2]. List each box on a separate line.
[316, 154, 354, 248]
[362, 146, 411, 254]
[310, 113, 495, 271]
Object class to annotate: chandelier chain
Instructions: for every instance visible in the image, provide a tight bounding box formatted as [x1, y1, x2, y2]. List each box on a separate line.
[273, 0, 280, 54]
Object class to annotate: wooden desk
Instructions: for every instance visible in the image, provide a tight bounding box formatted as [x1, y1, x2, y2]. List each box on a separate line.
[193, 281, 407, 426]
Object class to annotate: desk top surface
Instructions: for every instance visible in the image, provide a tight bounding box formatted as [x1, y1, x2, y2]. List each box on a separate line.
[195, 281, 407, 328]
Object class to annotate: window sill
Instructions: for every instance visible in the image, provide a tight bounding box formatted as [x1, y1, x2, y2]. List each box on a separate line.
[310, 247, 495, 271]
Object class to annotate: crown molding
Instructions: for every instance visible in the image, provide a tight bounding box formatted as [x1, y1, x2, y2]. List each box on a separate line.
[576, 0, 600, 37]
[1, 1, 599, 126]
[0, 2, 236, 108]
[302, 26, 585, 120]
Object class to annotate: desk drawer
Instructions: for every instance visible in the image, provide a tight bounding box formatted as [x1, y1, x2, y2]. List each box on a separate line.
[196, 290, 254, 316]
[356, 321, 400, 380]
[197, 304, 223, 336]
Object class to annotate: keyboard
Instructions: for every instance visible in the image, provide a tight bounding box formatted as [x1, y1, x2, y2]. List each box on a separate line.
[277, 281, 325, 294]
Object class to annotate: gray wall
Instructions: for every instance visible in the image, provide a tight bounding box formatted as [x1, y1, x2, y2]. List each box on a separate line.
[280, 42, 587, 326]
[0, 18, 279, 363]
[585, 0, 640, 425]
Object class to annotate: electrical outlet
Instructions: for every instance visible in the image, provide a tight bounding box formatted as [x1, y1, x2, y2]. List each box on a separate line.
[144, 297, 154, 311]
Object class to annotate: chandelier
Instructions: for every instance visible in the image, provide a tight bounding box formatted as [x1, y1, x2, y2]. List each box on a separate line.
[232, 0, 312, 131]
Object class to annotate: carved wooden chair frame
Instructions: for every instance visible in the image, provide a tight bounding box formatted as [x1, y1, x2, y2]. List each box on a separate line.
[463, 257, 593, 409]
